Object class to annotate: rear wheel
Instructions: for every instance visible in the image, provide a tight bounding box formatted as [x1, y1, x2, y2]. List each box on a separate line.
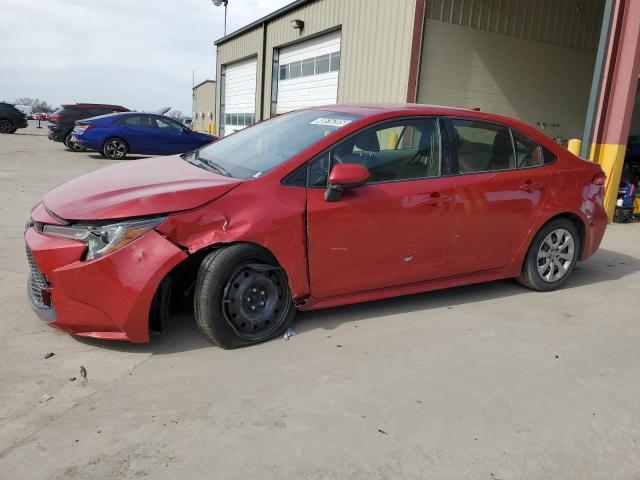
[103, 137, 128, 159]
[194, 244, 295, 349]
[64, 132, 86, 152]
[0, 119, 14, 133]
[519, 218, 581, 291]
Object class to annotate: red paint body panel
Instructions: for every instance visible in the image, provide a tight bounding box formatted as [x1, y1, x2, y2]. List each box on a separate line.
[43, 155, 241, 220]
[448, 167, 551, 275]
[307, 177, 455, 297]
[26, 228, 186, 342]
[328, 163, 370, 185]
[25, 105, 608, 343]
[30, 202, 66, 225]
[157, 178, 311, 301]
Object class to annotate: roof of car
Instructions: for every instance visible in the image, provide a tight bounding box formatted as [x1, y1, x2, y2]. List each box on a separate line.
[315, 103, 483, 116]
[314, 103, 531, 128]
[61, 103, 128, 110]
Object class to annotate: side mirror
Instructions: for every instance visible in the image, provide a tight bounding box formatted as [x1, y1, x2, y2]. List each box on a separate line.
[325, 163, 370, 202]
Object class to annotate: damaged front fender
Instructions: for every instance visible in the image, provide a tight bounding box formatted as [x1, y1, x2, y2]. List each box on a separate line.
[156, 180, 310, 301]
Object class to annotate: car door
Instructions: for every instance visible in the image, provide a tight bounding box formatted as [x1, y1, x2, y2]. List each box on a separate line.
[306, 117, 455, 298]
[152, 117, 189, 154]
[445, 118, 552, 276]
[117, 114, 152, 153]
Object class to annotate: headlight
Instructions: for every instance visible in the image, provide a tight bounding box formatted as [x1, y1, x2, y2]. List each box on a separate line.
[42, 217, 165, 261]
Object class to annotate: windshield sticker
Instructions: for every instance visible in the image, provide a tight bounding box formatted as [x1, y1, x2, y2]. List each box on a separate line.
[310, 118, 353, 128]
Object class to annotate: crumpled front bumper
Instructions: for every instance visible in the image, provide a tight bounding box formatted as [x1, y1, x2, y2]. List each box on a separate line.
[25, 227, 187, 343]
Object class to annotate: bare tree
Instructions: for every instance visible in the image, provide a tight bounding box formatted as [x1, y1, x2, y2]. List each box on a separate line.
[167, 110, 186, 122]
[14, 98, 55, 113]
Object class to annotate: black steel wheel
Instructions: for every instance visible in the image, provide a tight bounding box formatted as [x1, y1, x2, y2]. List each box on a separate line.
[0, 119, 14, 133]
[194, 244, 295, 349]
[222, 262, 290, 341]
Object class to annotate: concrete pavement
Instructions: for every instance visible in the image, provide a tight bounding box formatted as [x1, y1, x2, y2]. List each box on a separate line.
[1, 123, 639, 479]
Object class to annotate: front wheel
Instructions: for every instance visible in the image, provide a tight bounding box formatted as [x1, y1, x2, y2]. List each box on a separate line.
[102, 137, 128, 159]
[194, 244, 295, 349]
[519, 218, 581, 292]
[0, 119, 15, 133]
[64, 132, 86, 152]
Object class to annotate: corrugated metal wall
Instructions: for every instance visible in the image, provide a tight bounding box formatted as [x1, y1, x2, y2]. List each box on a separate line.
[263, 0, 416, 116]
[215, 0, 417, 132]
[425, 0, 603, 51]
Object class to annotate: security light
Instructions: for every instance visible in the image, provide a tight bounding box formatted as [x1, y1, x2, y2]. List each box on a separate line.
[292, 19, 304, 30]
[211, 0, 229, 35]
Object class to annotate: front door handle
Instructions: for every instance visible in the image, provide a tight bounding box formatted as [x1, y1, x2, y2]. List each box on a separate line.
[519, 180, 543, 193]
[420, 192, 452, 206]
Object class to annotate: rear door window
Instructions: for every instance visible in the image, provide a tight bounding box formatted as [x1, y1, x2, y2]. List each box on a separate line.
[450, 119, 515, 173]
[61, 108, 82, 120]
[121, 115, 151, 127]
[84, 108, 107, 118]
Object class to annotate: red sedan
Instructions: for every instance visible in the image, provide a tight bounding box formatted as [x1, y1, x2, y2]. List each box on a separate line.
[25, 105, 608, 348]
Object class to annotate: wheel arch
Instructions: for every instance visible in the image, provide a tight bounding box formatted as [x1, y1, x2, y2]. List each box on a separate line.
[523, 212, 586, 266]
[102, 136, 129, 152]
[148, 240, 285, 333]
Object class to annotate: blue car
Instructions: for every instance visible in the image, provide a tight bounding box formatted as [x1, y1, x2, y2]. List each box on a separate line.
[71, 112, 216, 159]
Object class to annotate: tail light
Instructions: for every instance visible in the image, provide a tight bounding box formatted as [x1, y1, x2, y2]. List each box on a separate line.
[591, 171, 606, 186]
[75, 124, 94, 132]
[50, 114, 65, 122]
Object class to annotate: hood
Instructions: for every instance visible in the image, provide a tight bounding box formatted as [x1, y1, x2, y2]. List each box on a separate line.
[196, 132, 216, 141]
[44, 155, 242, 221]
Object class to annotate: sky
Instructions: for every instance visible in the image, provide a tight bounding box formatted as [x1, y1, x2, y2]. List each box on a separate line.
[0, 0, 292, 114]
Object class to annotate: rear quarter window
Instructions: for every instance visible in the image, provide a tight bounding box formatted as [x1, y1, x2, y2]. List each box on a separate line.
[543, 147, 557, 165]
[59, 109, 81, 119]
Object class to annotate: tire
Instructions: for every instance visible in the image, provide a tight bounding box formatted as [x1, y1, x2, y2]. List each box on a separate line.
[64, 132, 86, 152]
[0, 119, 15, 134]
[102, 137, 128, 159]
[518, 218, 581, 292]
[194, 244, 295, 349]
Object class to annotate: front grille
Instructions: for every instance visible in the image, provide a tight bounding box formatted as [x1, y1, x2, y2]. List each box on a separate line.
[26, 246, 51, 309]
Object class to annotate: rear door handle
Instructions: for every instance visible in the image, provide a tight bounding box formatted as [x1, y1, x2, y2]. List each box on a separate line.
[420, 192, 452, 206]
[519, 181, 543, 192]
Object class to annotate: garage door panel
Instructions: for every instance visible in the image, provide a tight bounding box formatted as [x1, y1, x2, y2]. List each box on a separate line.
[276, 31, 341, 115]
[224, 57, 257, 135]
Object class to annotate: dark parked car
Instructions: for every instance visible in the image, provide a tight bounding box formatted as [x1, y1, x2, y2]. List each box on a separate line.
[71, 112, 216, 159]
[48, 103, 129, 151]
[0, 102, 28, 134]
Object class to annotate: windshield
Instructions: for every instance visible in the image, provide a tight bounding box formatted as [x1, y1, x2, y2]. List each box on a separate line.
[192, 109, 361, 179]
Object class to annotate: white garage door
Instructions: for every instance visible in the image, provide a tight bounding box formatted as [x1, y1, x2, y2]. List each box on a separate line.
[223, 57, 257, 136]
[276, 31, 341, 114]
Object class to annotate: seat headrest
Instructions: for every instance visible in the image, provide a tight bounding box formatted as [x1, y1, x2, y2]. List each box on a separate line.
[354, 131, 380, 152]
[493, 131, 513, 156]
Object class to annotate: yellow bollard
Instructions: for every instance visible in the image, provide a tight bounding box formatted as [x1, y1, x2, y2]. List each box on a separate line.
[567, 138, 582, 156]
[388, 132, 399, 150]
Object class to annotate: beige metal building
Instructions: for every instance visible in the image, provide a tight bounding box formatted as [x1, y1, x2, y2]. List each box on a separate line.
[192, 79, 216, 134]
[214, 0, 604, 141]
